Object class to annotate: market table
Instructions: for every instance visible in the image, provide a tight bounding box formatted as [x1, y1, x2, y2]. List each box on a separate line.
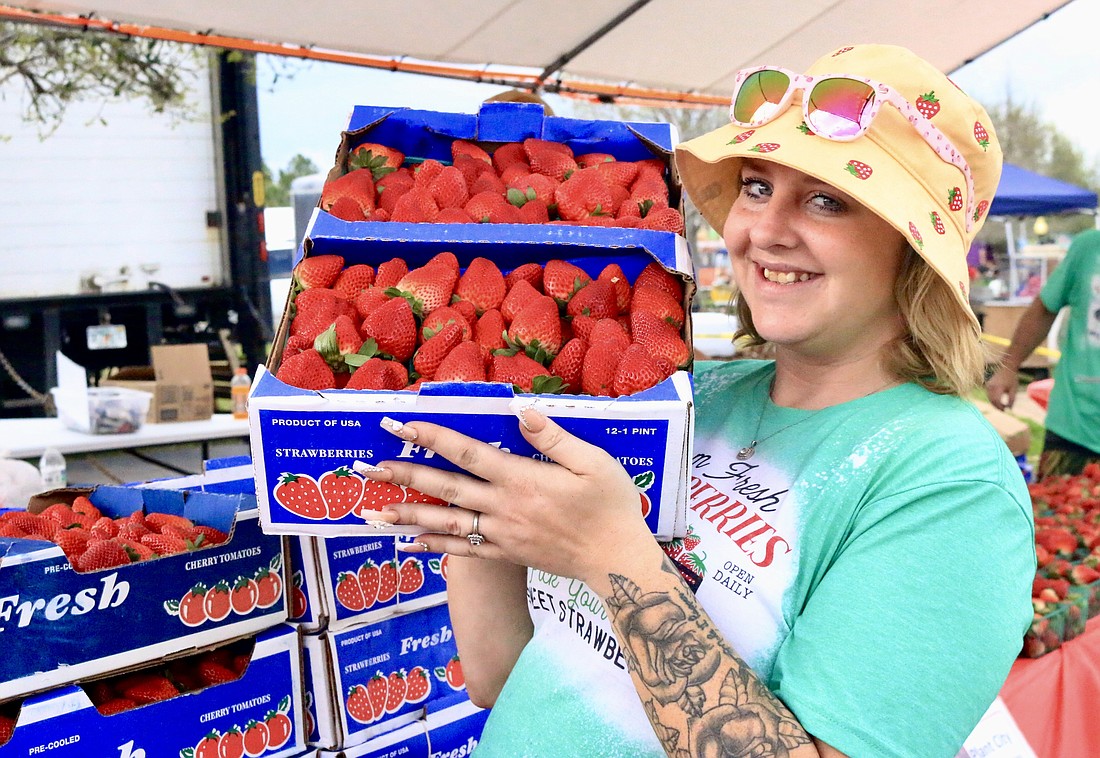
[1000, 616, 1100, 758]
[0, 415, 251, 474]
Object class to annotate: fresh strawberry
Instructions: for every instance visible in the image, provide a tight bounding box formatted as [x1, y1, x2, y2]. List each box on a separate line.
[588, 317, 631, 351]
[492, 141, 529, 173]
[197, 657, 239, 686]
[293, 255, 344, 290]
[580, 340, 623, 397]
[377, 560, 399, 603]
[351, 287, 391, 323]
[345, 357, 408, 390]
[508, 296, 563, 359]
[490, 352, 563, 394]
[576, 152, 615, 168]
[629, 173, 670, 216]
[639, 207, 685, 233]
[428, 165, 470, 210]
[465, 191, 511, 224]
[543, 259, 592, 303]
[372, 258, 408, 290]
[450, 298, 479, 331]
[596, 263, 632, 312]
[335, 571, 366, 611]
[523, 138, 577, 181]
[452, 139, 492, 164]
[361, 296, 418, 362]
[71, 496, 100, 518]
[566, 279, 619, 319]
[434, 341, 487, 382]
[501, 278, 544, 324]
[390, 187, 440, 223]
[631, 309, 690, 369]
[290, 287, 345, 342]
[555, 168, 612, 221]
[517, 198, 551, 224]
[358, 559, 381, 607]
[469, 171, 509, 199]
[421, 305, 472, 342]
[39, 502, 77, 524]
[97, 697, 139, 715]
[1071, 564, 1100, 585]
[634, 261, 684, 301]
[413, 159, 446, 188]
[142, 532, 188, 556]
[276, 348, 336, 390]
[631, 285, 684, 327]
[388, 265, 458, 318]
[145, 512, 195, 533]
[437, 207, 475, 223]
[550, 337, 588, 393]
[505, 262, 544, 293]
[281, 334, 311, 360]
[453, 153, 496, 188]
[612, 344, 666, 396]
[273, 472, 327, 519]
[377, 169, 415, 213]
[346, 683, 375, 724]
[349, 142, 404, 179]
[414, 322, 463, 381]
[506, 172, 559, 207]
[314, 315, 363, 367]
[475, 309, 508, 353]
[119, 673, 180, 705]
[454, 257, 506, 314]
[321, 171, 376, 215]
[55, 527, 92, 558]
[332, 264, 375, 300]
[594, 159, 639, 188]
[76, 539, 132, 572]
[426, 251, 460, 272]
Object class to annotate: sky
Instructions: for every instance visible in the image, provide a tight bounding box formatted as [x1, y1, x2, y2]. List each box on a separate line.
[255, 0, 1100, 177]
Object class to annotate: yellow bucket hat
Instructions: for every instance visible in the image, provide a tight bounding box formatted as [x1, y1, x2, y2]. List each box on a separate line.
[675, 43, 1002, 326]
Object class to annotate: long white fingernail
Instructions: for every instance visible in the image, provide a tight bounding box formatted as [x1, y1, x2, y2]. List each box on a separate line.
[352, 460, 384, 473]
[364, 519, 392, 530]
[509, 399, 538, 431]
[380, 416, 417, 440]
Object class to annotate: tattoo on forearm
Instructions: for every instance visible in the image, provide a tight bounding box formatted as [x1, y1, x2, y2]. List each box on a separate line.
[606, 566, 811, 757]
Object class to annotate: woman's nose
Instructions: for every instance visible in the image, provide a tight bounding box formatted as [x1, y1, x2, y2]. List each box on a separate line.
[746, 197, 799, 251]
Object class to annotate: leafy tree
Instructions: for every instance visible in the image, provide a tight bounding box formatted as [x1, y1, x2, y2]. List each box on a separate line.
[0, 21, 204, 136]
[263, 154, 320, 206]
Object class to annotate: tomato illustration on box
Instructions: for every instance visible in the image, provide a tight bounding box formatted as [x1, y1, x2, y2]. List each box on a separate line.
[0, 486, 286, 701]
[0, 624, 304, 757]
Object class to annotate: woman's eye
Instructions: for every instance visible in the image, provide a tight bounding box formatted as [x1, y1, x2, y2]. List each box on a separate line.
[810, 193, 844, 213]
[740, 178, 770, 198]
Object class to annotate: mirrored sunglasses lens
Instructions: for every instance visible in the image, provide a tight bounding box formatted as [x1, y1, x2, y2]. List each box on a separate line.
[806, 78, 875, 138]
[733, 70, 791, 123]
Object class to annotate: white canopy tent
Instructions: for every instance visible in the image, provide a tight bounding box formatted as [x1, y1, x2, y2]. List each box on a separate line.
[1, 1, 1074, 104]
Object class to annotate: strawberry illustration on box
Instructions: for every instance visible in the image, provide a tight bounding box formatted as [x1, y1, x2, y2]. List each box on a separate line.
[302, 603, 458, 750]
[0, 486, 286, 701]
[0, 624, 304, 757]
[310, 535, 400, 629]
[395, 541, 448, 614]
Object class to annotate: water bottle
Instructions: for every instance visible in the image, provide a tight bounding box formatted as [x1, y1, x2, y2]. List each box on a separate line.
[38, 447, 67, 490]
[231, 367, 251, 420]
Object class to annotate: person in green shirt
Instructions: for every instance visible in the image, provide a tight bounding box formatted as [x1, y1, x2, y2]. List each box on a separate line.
[363, 43, 1035, 757]
[986, 229, 1100, 478]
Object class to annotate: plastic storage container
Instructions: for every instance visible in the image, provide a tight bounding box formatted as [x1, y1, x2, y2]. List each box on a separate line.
[50, 386, 153, 434]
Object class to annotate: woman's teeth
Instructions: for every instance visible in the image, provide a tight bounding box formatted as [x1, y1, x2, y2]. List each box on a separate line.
[762, 267, 813, 284]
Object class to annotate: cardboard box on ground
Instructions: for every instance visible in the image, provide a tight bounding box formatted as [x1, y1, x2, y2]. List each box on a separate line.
[102, 343, 214, 422]
[971, 398, 1031, 458]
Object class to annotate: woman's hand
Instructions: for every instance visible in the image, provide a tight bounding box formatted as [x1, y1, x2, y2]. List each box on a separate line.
[359, 404, 654, 589]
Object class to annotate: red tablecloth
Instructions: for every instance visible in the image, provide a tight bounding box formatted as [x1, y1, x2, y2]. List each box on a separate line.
[1000, 616, 1100, 757]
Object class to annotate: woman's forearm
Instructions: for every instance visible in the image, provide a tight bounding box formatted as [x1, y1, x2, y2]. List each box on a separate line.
[445, 555, 533, 708]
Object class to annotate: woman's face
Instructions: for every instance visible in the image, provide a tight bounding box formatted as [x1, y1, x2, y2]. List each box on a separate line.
[722, 159, 909, 361]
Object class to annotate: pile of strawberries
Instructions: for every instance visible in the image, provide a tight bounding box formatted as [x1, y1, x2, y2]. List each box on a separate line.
[1023, 462, 1100, 657]
[320, 138, 682, 233]
[0, 496, 228, 573]
[275, 252, 689, 396]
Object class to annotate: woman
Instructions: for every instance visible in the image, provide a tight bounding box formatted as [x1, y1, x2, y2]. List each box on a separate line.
[365, 44, 1035, 757]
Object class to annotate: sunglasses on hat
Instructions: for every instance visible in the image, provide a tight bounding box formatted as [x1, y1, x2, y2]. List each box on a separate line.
[729, 66, 977, 232]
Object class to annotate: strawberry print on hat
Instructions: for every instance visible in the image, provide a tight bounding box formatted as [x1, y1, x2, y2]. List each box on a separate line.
[729, 129, 755, 144]
[908, 222, 924, 250]
[915, 92, 940, 119]
[973, 121, 990, 151]
[845, 160, 872, 180]
[930, 211, 945, 235]
[750, 143, 780, 153]
[973, 199, 989, 223]
[948, 187, 964, 212]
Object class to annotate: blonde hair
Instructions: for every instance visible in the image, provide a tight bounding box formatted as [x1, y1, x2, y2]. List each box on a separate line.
[483, 89, 554, 116]
[732, 248, 988, 396]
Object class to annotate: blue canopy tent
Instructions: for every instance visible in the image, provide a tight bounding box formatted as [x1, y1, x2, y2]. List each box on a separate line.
[988, 163, 1098, 296]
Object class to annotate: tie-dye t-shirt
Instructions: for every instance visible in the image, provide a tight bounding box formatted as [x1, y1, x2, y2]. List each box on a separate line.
[475, 360, 1035, 758]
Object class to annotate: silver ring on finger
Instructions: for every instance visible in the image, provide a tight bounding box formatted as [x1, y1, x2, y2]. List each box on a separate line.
[466, 511, 485, 547]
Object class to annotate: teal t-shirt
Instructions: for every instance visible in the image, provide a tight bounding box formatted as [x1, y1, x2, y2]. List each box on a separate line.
[1040, 228, 1100, 453]
[475, 360, 1034, 758]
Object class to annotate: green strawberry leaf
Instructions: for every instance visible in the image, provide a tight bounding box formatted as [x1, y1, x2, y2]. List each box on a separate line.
[634, 470, 656, 491]
[530, 375, 566, 395]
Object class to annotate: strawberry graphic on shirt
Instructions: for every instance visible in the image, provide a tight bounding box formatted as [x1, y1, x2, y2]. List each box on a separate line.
[915, 91, 940, 119]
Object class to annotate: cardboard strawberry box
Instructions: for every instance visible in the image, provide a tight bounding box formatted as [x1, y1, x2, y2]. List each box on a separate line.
[302, 603, 463, 750]
[250, 211, 695, 541]
[0, 623, 306, 757]
[316, 721, 428, 757]
[0, 485, 286, 701]
[425, 695, 489, 758]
